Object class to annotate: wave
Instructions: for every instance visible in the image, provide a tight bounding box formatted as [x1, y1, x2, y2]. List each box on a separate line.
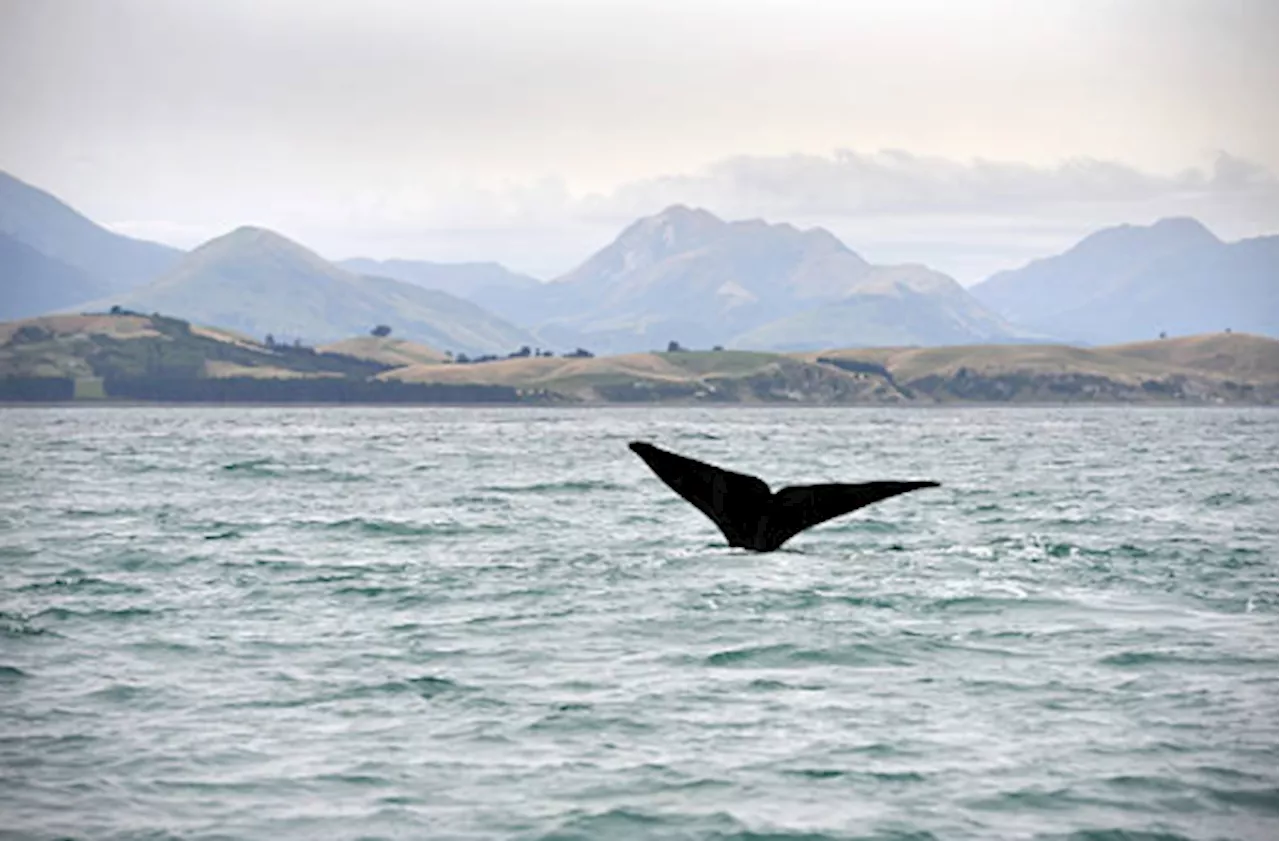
[1056, 831, 1196, 841]
[221, 457, 277, 475]
[704, 642, 912, 668]
[1203, 491, 1257, 507]
[231, 674, 474, 708]
[303, 517, 509, 538]
[534, 807, 923, 841]
[16, 575, 148, 596]
[922, 594, 1067, 614]
[0, 610, 54, 638]
[32, 605, 160, 623]
[1098, 650, 1274, 668]
[782, 768, 927, 784]
[480, 479, 629, 494]
[220, 458, 370, 482]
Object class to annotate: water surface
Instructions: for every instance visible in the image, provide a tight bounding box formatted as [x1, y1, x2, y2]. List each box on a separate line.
[1, 406, 1276, 840]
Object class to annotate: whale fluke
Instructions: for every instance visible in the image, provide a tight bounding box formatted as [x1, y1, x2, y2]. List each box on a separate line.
[628, 441, 939, 552]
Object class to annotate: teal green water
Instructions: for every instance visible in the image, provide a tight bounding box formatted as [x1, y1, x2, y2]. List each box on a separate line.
[0, 406, 1276, 841]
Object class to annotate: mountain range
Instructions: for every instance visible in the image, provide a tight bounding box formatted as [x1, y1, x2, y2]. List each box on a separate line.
[338, 210, 1031, 352]
[83, 227, 539, 356]
[0, 170, 181, 299]
[0, 167, 1275, 351]
[970, 217, 1279, 345]
[337, 257, 542, 326]
[0, 231, 104, 321]
[516, 206, 1033, 353]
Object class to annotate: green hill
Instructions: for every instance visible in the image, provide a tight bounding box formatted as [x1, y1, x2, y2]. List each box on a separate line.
[387, 332, 1277, 405]
[0, 312, 530, 403]
[1, 312, 1273, 405]
[78, 227, 539, 356]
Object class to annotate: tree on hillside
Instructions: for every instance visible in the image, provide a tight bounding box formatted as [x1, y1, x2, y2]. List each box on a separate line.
[667, 340, 684, 353]
[371, 324, 392, 337]
[265, 334, 276, 348]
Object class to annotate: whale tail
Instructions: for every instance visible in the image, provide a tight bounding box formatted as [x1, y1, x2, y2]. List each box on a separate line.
[628, 441, 938, 552]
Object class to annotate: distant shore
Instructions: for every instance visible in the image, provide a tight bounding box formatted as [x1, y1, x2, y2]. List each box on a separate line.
[1, 313, 1276, 407]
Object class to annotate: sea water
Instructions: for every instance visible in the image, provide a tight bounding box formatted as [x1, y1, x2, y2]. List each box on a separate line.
[0, 406, 1276, 840]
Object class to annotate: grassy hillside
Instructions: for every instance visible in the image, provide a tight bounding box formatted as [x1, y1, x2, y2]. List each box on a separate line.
[384, 349, 904, 403]
[2, 313, 1273, 405]
[387, 332, 1277, 405]
[0, 312, 528, 403]
[317, 336, 449, 367]
[800, 332, 1276, 403]
[1106, 333, 1278, 382]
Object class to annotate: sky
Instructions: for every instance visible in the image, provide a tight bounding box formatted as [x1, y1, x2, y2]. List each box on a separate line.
[0, 0, 1276, 282]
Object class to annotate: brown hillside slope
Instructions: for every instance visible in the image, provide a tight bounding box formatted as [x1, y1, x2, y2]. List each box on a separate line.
[318, 336, 448, 367]
[383, 349, 909, 403]
[796, 332, 1276, 403]
[1106, 333, 1277, 382]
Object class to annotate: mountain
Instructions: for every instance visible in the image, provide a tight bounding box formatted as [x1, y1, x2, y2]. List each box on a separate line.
[969, 218, 1279, 344]
[0, 170, 182, 293]
[81, 227, 539, 356]
[528, 205, 1031, 353]
[0, 232, 107, 320]
[730, 264, 1020, 350]
[338, 257, 543, 324]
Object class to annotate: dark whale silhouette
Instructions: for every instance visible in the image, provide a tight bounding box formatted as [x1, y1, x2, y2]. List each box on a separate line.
[628, 441, 939, 552]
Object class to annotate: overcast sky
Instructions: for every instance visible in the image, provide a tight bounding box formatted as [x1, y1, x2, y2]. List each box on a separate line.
[1, 0, 1275, 281]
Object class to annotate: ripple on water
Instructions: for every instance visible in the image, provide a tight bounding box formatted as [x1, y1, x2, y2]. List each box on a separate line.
[0, 406, 1274, 841]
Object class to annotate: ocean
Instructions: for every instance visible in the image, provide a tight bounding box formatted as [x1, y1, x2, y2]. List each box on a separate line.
[1, 406, 1276, 841]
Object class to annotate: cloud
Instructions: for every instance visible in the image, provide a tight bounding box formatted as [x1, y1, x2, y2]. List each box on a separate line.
[578, 149, 1278, 223]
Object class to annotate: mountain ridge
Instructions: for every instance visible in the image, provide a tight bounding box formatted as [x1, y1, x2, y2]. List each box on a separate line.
[77, 225, 540, 356]
[970, 217, 1278, 343]
[0, 231, 108, 320]
[0, 170, 182, 292]
[531, 205, 1029, 353]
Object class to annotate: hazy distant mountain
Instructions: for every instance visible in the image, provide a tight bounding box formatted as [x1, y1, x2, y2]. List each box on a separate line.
[338, 257, 543, 324]
[531, 205, 1029, 353]
[0, 170, 181, 293]
[730, 264, 1022, 350]
[970, 218, 1279, 343]
[82, 227, 539, 355]
[0, 231, 107, 320]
